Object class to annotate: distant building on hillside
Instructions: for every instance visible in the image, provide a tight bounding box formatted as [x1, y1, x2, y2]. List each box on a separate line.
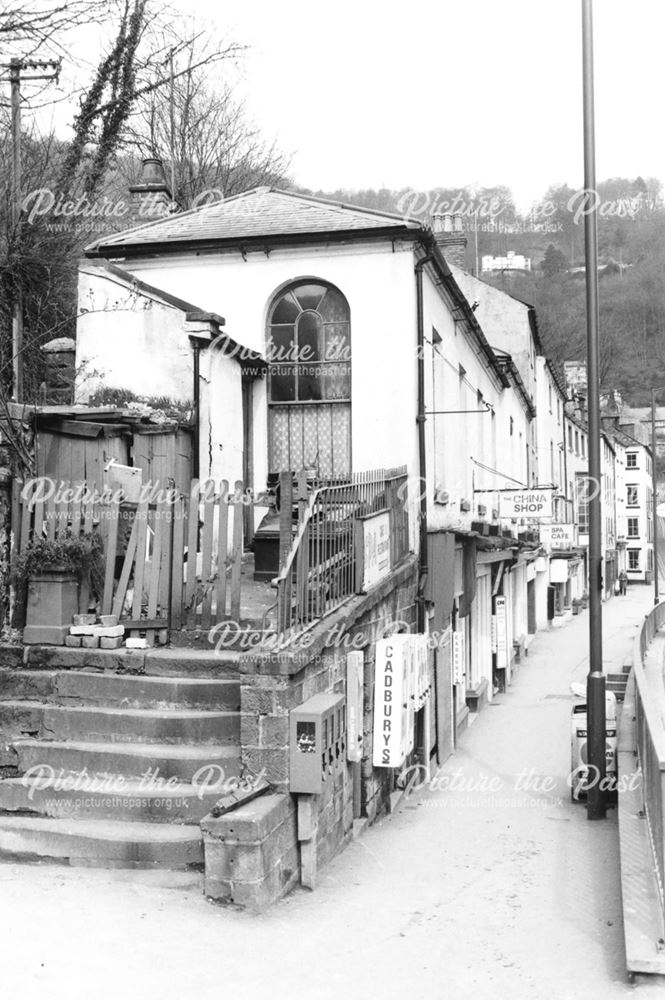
[481, 251, 531, 274]
[563, 360, 587, 398]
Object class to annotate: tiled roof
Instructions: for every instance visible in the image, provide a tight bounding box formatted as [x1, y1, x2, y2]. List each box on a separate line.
[85, 187, 423, 254]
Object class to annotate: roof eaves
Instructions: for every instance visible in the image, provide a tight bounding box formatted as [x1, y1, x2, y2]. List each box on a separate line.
[83, 224, 420, 259]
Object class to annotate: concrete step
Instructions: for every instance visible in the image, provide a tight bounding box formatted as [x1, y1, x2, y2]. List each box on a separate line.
[0, 701, 240, 745]
[0, 815, 203, 868]
[0, 670, 241, 711]
[0, 776, 220, 824]
[12, 739, 241, 783]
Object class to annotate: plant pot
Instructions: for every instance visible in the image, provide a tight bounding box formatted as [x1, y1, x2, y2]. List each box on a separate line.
[23, 569, 79, 645]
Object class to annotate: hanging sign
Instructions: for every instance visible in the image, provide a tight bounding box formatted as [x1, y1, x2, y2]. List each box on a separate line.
[495, 596, 508, 668]
[372, 636, 416, 768]
[499, 489, 553, 519]
[541, 523, 576, 550]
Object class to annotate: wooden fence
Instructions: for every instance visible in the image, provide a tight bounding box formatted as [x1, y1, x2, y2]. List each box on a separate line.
[12, 477, 244, 644]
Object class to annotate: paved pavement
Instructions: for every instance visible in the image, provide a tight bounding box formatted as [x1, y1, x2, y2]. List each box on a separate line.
[2, 585, 664, 1000]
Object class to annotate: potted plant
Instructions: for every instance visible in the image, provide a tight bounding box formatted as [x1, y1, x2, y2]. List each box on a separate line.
[12, 532, 104, 645]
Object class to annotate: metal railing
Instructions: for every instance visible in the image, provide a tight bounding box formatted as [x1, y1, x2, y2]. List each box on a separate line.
[632, 600, 665, 916]
[274, 466, 410, 643]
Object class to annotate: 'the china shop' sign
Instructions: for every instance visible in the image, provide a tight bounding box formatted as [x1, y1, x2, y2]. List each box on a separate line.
[499, 489, 553, 519]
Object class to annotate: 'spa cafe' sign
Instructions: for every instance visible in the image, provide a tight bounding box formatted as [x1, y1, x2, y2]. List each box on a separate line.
[540, 523, 576, 551]
[499, 488, 553, 519]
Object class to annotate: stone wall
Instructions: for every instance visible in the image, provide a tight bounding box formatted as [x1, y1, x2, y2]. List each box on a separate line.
[223, 556, 419, 905]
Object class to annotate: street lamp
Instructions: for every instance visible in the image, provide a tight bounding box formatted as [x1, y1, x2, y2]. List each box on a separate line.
[581, 0, 606, 821]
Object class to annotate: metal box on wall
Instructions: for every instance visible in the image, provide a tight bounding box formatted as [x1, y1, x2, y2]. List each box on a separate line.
[289, 693, 346, 794]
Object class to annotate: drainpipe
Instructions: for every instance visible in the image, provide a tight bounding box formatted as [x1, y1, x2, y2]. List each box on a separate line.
[189, 336, 201, 482]
[415, 251, 433, 633]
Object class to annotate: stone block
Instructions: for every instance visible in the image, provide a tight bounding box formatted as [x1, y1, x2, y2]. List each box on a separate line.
[94, 625, 124, 638]
[126, 638, 148, 649]
[64, 635, 82, 648]
[73, 614, 97, 627]
[81, 635, 100, 649]
[70, 625, 98, 636]
[240, 688, 274, 715]
[99, 615, 119, 627]
[100, 636, 123, 650]
[259, 715, 289, 749]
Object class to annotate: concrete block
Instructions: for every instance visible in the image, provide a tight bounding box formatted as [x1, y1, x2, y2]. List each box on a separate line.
[81, 635, 100, 649]
[70, 626, 98, 636]
[126, 638, 149, 649]
[100, 636, 123, 649]
[99, 615, 119, 627]
[64, 635, 82, 648]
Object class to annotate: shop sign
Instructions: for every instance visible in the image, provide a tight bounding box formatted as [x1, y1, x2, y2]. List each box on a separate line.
[346, 652, 364, 763]
[541, 523, 576, 550]
[499, 489, 553, 519]
[372, 637, 413, 768]
[357, 511, 391, 591]
[550, 559, 570, 584]
[495, 596, 508, 668]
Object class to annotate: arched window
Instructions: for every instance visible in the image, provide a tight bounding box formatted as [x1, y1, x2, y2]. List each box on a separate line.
[267, 281, 351, 478]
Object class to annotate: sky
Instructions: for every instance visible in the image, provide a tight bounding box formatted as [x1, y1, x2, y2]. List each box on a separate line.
[20, 0, 665, 213]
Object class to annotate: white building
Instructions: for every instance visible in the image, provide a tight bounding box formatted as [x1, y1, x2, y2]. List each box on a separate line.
[481, 251, 531, 273]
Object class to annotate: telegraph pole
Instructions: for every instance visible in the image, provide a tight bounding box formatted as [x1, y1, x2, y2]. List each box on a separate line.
[0, 57, 60, 402]
[581, 0, 606, 821]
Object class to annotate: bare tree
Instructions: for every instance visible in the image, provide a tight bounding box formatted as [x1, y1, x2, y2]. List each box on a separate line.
[123, 34, 290, 208]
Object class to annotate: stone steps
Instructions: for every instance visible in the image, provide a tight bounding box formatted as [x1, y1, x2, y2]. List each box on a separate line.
[0, 670, 241, 711]
[0, 661, 243, 870]
[0, 815, 203, 869]
[11, 739, 239, 783]
[0, 700, 240, 745]
[0, 776, 219, 824]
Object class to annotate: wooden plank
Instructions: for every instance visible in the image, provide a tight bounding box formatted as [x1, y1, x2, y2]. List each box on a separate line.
[101, 501, 119, 615]
[145, 505, 164, 648]
[215, 480, 229, 622]
[32, 481, 45, 542]
[44, 490, 56, 542]
[279, 471, 293, 571]
[112, 513, 140, 620]
[156, 502, 173, 636]
[184, 481, 199, 628]
[200, 480, 215, 629]
[230, 480, 243, 623]
[10, 477, 22, 560]
[19, 481, 32, 552]
[170, 495, 186, 631]
[131, 497, 150, 623]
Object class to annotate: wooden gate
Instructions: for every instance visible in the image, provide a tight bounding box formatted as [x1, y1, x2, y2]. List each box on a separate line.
[12, 477, 245, 644]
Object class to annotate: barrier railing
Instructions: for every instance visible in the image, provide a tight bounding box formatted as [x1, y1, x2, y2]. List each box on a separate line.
[274, 466, 410, 643]
[632, 600, 665, 916]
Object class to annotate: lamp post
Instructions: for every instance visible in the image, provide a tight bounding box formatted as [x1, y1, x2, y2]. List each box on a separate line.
[581, 0, 606, 821]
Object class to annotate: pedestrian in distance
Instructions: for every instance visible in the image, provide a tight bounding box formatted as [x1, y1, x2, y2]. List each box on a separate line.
[619, 569, 628, 596]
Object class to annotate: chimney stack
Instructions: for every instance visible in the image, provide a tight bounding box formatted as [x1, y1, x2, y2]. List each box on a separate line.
[432, 213, 467, 269]
[128, 157, 174, 220]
